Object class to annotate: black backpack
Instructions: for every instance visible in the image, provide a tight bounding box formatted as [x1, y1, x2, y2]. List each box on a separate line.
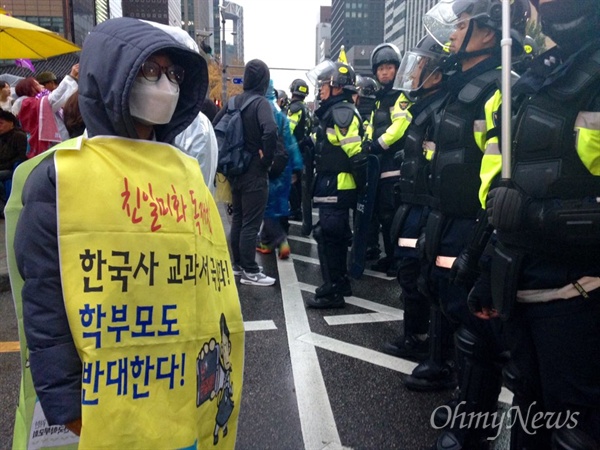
[215, 95, 260, 178]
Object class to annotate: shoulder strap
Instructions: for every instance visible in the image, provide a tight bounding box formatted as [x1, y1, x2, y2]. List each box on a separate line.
[458, 69, 505, 104]
[240, 94, 261, 112]
[549, 48, 600, 100]
[413, 93, 447, 127]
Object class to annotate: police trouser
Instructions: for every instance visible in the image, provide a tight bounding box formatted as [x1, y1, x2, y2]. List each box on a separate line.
[505, 291, 600, 449]
[396, 206, 431, 337]
[398, 257, 431, 336]
[316, 207, 352, 283]
[375, 178, 397, 259]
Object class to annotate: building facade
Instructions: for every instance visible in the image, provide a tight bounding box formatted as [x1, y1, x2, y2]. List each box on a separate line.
[330, 0, 385, 64]
[315, 6, 332, 64]
[2, 0, 181, 46]
[384, 0, 438, 54]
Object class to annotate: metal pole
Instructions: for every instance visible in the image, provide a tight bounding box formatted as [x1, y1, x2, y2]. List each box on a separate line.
[221, 14, 228, 105]
[500, 0, 512, 180]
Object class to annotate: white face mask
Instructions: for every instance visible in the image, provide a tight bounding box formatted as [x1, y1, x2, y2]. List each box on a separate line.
[129, 75, 180, 125]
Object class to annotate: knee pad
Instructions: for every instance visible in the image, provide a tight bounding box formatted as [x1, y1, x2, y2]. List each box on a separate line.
[455, 327, 490, 362]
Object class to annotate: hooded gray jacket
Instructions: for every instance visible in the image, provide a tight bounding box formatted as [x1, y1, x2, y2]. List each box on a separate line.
[14, 18, 208, 425]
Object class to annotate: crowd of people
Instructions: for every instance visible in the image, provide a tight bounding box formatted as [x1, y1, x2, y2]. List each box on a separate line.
[4, 0, 600, 448]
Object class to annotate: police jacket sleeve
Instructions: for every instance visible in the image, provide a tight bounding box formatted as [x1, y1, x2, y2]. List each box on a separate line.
[256, 98, 278, 167]
[14, 157, 82, 426]
[375, 94, 412, 150]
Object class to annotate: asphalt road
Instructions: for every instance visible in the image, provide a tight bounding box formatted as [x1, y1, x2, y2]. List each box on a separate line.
[0, 210, 511, 449]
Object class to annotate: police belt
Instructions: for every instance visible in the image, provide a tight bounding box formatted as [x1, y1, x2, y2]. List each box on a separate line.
[517, 276, 600, 303]
[380, 170, 401, 180]
[398, 238, 418, 248]
[435, 255, 456, 269]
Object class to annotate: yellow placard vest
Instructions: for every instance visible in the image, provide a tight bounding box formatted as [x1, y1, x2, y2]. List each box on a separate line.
[8, 136, 244, 450]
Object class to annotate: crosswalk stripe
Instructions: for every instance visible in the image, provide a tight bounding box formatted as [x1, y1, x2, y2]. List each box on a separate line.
[291, 254, 396, 281]
[243, 320, 277, 331]
[324, 312, 402, 326]
[0, 341, 20, 353]
[300, 332, 418, 374]
[288, 235, 316, 245]
[297, 282, 403, 317]
[276, 258, 342, 448]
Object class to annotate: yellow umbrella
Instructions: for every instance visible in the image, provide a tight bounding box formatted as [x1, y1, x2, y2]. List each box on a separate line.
[0, 13, 80, 60]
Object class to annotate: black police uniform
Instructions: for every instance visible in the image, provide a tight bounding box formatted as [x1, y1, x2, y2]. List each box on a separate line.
[385, 88, 448, 360]
[307, 94, 363, 308]
[488, 41, 600, 449]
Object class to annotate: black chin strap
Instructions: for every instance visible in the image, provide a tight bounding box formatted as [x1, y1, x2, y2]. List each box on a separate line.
[450, 20, 496, 64]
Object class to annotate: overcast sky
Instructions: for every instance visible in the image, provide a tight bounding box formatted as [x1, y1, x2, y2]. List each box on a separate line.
[225, 0, 331, 101]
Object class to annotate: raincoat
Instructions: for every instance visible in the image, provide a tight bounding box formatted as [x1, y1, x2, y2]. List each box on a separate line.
[264, 80, 302, 218]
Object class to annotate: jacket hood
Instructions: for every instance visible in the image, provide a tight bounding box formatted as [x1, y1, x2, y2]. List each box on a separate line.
[243, 59, 270, 95]
[266, 79, 277, 102]
[78, 18, 208, 143]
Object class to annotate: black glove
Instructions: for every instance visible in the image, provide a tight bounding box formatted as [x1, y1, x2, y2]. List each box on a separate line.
[449, 249, 480, 290]
[466, 276, 498, 320]
[369, 139, 384, 155]
[361, 139, 372, 154]
[486, 186, 526, 232]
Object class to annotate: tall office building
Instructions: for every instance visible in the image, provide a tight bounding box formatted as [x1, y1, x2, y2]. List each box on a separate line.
[384, 0, 438, 53]
[330, 0, 385, 62]
[315, 6, 332, 64]
[220, 1, 244, 63]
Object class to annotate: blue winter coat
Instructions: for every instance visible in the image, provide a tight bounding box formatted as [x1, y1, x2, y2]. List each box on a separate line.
[264, 80, 303, 218]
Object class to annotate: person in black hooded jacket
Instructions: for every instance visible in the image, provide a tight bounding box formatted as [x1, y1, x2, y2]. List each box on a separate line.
[213, 59, 278, 286]
[11, 18, 223, 443]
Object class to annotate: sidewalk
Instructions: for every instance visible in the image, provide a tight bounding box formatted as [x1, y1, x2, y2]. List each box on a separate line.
[0, 220, 11, 292]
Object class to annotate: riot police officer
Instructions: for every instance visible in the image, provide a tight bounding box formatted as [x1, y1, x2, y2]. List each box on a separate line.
[383, 36, 449, 361]
[481, 0, 600, 447]
[352, 74, 380, 128]
[288, 78, 314, 231]
[405, 1, 530, 448]
[365, 43, 412, 277]
[305, 61, 363, 309]
[276, 89, 290, 112]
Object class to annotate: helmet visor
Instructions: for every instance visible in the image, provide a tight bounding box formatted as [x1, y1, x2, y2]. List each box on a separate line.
[423, 0, 479, 50]
[394, 51, 439, 92]
[306, 60, 336, 86]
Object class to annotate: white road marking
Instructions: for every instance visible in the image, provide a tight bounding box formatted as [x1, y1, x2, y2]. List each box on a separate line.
[276, 258, 343, 449]
[297, 282, 403, 317]
[300, 332, 419, 374]
[243, 320, 277, 331]
[324, 312, 402, 326]
[299, 332, 514, 406]
[288, 235, 317, 245]
[291, 254, 396, 281]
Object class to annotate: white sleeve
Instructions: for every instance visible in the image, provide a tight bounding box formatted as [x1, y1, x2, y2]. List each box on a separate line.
[173, 112, 218, 194]
[48, 76, 78, 112]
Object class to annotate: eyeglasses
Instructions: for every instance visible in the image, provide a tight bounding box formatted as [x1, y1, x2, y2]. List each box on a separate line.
[140, 60, 185, 85]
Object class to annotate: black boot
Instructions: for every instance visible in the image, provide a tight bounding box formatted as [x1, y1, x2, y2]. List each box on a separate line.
[371, 256, 392, 273]
[305, 292, 345, 309]
[404, 359, 457, 391]
[315, 276, 352, 298]
[382, 334, 429, 361]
